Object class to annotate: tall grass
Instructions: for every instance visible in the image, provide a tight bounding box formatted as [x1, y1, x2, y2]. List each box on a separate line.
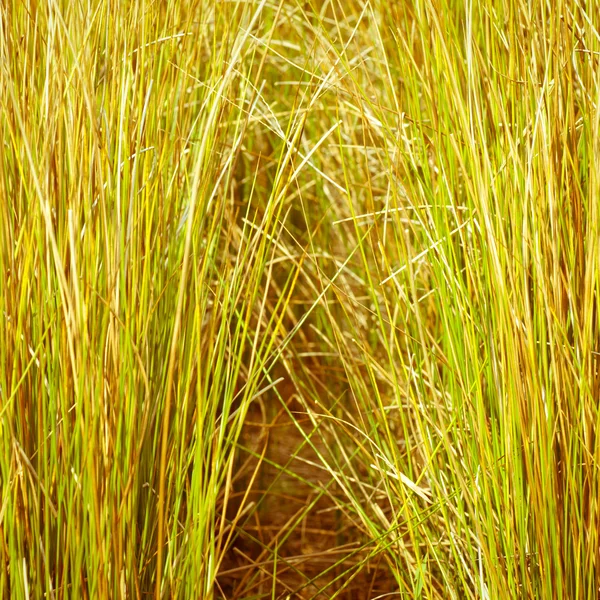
[2, 0, 599, 598]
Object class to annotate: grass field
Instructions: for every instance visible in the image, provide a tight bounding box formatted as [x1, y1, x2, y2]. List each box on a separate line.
[2, 0, 600, 598]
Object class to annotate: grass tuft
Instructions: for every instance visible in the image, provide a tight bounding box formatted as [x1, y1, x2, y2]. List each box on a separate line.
[2, 0, 599, 598]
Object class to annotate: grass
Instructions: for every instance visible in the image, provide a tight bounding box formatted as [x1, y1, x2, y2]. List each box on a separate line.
[2, 0, 600, 598]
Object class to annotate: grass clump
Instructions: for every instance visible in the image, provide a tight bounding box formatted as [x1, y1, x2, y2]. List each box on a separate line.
[1, 0, 599, 598]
